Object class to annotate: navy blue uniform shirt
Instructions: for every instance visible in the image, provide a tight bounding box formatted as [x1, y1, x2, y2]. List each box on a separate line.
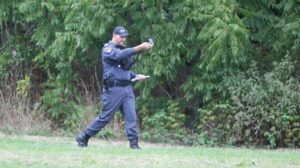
[102, 41, 137, 81]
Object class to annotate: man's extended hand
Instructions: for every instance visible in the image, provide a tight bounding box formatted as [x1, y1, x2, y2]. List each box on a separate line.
[141, 42, 153, 49]
[134, 42, 153, 52]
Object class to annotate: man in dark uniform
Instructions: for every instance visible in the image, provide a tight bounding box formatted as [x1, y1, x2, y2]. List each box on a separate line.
[76, 26, 153, 149]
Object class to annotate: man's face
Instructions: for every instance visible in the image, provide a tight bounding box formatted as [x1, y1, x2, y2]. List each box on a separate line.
[113, 34, 127, 45]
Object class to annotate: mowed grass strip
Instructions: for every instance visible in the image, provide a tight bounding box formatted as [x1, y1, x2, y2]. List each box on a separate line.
[0, 134, 299, 168]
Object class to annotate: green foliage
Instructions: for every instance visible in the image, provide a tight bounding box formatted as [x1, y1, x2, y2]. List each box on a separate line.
[0, 51, 13, 79]
[238, 0, 300, 66]
[195, 1, 250, 71]
[231, 57, 300, 148]
[16, 75, 30, 96]
[1, 0, 300, 147]
[138, 97, 185, 131]
[198, 56, 300, 148]
[197, 103, 234, 145]
[40, 83, 83, 129]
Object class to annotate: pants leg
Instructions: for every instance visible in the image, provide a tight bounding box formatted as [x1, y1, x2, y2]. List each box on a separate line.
[84, 88, 124, 136]
[121, 93, 138, 141]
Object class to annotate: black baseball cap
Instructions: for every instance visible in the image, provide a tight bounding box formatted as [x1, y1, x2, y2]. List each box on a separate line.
[113, 26, 129, 37]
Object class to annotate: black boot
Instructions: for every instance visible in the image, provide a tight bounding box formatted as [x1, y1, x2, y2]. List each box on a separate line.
[76, 132, 90, 147]
[130, 138, 141, 149]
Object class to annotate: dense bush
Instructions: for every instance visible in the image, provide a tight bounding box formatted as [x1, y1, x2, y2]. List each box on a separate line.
[198, 57, 300, 148]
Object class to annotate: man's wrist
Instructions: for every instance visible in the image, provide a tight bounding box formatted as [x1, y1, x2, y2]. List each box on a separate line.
[133, 44, 143, 52]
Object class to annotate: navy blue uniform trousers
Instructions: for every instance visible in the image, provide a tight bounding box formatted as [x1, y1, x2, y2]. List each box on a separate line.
[84, 85, 138, 141]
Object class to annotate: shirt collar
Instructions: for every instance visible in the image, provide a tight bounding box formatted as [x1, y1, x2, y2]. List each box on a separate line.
[109, 41, 125, 49]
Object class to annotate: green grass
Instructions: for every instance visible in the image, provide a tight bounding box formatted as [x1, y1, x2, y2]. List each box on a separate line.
[0, 134, 299, 168]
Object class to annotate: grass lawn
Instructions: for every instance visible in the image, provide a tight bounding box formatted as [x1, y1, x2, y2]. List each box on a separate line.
[0, 133, 299, 168]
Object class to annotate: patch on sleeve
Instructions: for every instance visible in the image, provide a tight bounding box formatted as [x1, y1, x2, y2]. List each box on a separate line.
[104, 46, 112, 53]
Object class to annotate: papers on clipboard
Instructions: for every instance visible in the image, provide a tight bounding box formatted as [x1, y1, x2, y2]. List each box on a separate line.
[131, 75, 150, 82]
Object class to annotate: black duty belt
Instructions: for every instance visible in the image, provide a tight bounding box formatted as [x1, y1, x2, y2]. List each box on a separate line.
[103, 79, 131, 88]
